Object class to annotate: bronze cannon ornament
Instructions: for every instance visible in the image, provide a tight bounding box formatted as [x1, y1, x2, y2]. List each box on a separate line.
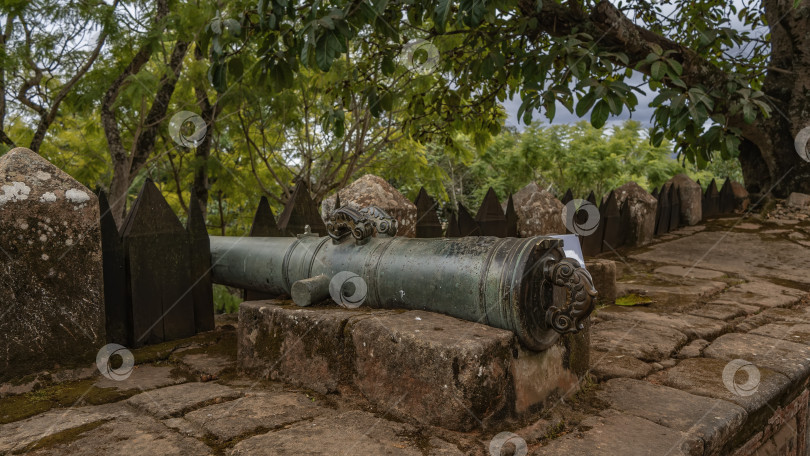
[209, 206, 596, 351]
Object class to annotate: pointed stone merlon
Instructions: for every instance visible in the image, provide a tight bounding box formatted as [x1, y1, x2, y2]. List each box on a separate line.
[278, 181, 327, 237]
[0, 147, 105, 382]
[413, 187, 443, 238]
[320, 174, 416, 237]
[665, 174, 701, 225]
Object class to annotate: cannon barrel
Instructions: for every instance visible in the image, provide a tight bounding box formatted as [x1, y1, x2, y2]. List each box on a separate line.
[209, 207, 596, 351]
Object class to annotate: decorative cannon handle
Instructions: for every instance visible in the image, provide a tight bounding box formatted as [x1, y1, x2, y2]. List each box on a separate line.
[543, 258, 597, 334]
[327, 206, 398, 243]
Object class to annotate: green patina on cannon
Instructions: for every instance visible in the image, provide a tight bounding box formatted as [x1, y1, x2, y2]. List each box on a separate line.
[209, 206, 597, 351]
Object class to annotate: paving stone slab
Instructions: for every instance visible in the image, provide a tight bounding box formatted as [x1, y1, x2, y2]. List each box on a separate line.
[703, 333, 810, 382]
[126, 382, 241, 418]
[184, 391, 328, 441]
[598, 307, 728, 340]
[532, 409, 702, 455]
[751, 323, 810, 345]
[178, 354, 234, 377]
[616, 279, 727, 298]
[718, 280, 805, 308]
[596, 378, 746, 455]
[27, 414, 212, 455]
[590, 350, 654, 380]
[0, 403, 129, 454]
[758, 307, 810, 324]
[654, 265, 726, 279]
[228, 410, 463, 455]
[693, 301, 760, 321]
[655, 357, 791, 415]
[591, 320, 687, 362]
[631, 231, 810, 285]
[93, 365, 185, 391]
[675, 339, 709, 359]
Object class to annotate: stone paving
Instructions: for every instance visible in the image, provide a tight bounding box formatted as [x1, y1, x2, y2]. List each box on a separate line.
[1, 202, 810, 455]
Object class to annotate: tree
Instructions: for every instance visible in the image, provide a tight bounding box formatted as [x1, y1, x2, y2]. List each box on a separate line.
[228, 0, 810, 197]
[0, 0, 117, 151]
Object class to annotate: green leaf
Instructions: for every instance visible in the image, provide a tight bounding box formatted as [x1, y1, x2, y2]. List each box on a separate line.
[434, 0, 452, 32]
[651, 61, 665, 80]
[228, 57, 244, 80]
[575, 90, 596, 117]
[743, 102, 756, 123]
[590, 99, 609, 128]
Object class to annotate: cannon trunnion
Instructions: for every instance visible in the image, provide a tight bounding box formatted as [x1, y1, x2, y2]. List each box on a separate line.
[209, 207, 596, 351]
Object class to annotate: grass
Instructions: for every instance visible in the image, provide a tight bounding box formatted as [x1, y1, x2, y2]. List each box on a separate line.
[214, 284, 242, 314]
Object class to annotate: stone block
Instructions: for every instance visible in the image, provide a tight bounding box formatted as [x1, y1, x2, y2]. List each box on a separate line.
[591, 320, 687, 362]
[238, 301, 587, 431]
[786, 192, 810, 208]
[184, 392, 327, 441]
[585, 259, 616, 305]
[126, 382, 241, 418]
[703, 333, 810, 382]
[533, 409, 703, 455]
[238, 301, 363, 393]
[511, 182, 566, 236]
[730, 182, 750, 212]
[0, 147, 104, 382]
[349, 310, 516, 430]
[320, 174, 417, 236]
[229, 410, 463, 455]
[614, 181, 658, 246]
[666, 173, 703, 225]
[597, 378, 747, 455]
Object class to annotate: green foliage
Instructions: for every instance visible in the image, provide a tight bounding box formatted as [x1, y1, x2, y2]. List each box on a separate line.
[213, 285, 242, 314]
[374, 120, 742, 212]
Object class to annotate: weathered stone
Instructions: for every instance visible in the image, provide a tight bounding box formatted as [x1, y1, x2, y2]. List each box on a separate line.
[751, 323, 810, 345]
[613, 182, 658, 246]
[229, 410, 462, 455]
[786, 192, 810, 208]
[126, 382, 241, 418]
[350, 310, 517, 430]
[720, 280, 805, 308]
[585, 259, 616, 305]
[184, 391, 327, 441]
[654, 265, 726, 280]
[666, 174, 702, 225]
[591, 320, 687, 362]
[93, 365, 185, 391]
[238, 301, 364, 394]
[598, 307, 729, 340]
[26, 414, 212, 455]
[590, 349, 654, 380]
[0, 403, 128, 454]
[675, 339, 708, 359]
[656, 357, 790, 415]
[178, 353, 234, 377]
[631, 231, 810, 285]
[730, 181, 750, 212]
[597, 378, 746, 455]
[511, 182, 566, 236]
[533, 409, 702, 455]
[0, 147, 104, 382]
[689, 302, 758, 321]
[703, 333, 810, 382]
[321, 174, 417, 236]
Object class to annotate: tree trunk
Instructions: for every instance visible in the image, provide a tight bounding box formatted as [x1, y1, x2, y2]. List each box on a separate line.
[735, 0, 810, 197]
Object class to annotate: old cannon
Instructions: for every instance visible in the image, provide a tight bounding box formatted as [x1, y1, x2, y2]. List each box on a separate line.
[209, 206, 597, 351]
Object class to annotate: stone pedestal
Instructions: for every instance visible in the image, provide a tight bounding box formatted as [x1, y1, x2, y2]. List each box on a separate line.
[238, 300, 587, 431]
[0, 147, 105, 382]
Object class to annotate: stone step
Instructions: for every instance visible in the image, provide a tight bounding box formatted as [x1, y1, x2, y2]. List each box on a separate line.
[237, 300, 589, 431]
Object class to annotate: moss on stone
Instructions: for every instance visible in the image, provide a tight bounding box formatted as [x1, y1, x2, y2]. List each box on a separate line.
[615, 293, 653, 306]
[15, 419, 109, 454]
[0, 379, 137, 424]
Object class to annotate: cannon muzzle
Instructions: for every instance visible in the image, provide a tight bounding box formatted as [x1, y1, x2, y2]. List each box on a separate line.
[209, 206, 596, 351]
